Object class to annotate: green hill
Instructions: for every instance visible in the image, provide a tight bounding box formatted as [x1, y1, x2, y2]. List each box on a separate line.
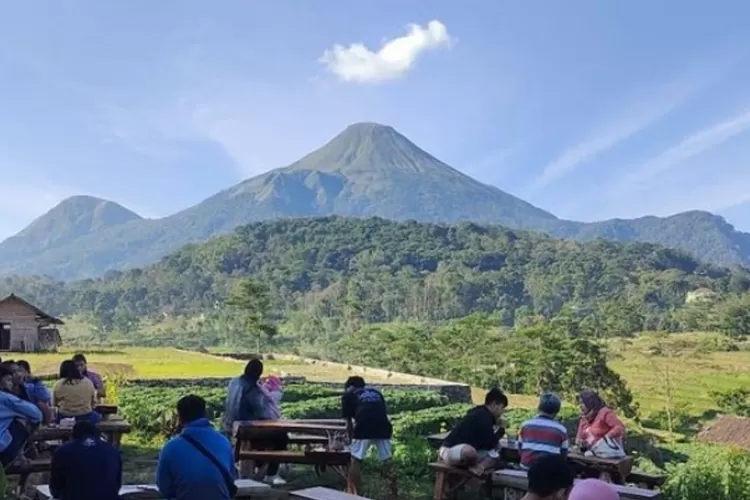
[4, 217, 749, 336]
[1, 123, 749, 279]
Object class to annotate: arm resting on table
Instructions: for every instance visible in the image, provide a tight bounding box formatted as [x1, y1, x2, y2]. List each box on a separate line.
[603, 410, 626, 439]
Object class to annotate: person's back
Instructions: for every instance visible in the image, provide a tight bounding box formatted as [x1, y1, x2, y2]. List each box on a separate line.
[520, 454, 575, 500]
[158, 395, 236, 500]
[50, 422, 121, 500]
[519, 393, 569, 468]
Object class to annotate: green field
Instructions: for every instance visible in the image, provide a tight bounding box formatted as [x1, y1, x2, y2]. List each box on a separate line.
[608, 332, 750, 418]
[11, 348, 425, 384]
[11, 331, 750, 419]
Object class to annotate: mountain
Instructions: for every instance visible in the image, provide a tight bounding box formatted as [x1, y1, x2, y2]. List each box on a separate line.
[0, 123, 749, 279]
[0, 195, 142, 262]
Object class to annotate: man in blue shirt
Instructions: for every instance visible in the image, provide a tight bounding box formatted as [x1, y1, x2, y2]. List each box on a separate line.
[0, 363, 42, 467]
[49, 421, 122, 500]
[158, 395, 237, 500]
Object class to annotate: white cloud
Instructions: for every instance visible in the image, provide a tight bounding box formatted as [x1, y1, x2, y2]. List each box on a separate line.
[625, 109, 750, 185]
[319, 20, 453, 84]
[534, 80, 700, 187]
[533, 53, 739, 188]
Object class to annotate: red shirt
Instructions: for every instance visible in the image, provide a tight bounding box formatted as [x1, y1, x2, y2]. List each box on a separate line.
[576, 407, 625, 446]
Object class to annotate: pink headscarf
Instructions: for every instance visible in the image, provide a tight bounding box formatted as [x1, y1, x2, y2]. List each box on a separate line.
[569, 479, 619, 500]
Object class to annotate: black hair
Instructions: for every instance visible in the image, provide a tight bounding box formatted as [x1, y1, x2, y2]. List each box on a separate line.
[485, 387, 509, 407]
[177, 395, 207, 423]
[527, 455, 575, 496]
[59, 360, 83, 383]
[344, 376, 366, 390]
[72, 353, 87, 363]
[72, 420, 99, 440]
[17, 360, 30, 372]
[243, 359, 263, 381]
[0, 364, 12, 379]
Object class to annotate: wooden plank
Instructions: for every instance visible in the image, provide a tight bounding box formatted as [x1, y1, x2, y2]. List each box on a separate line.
[234, 420, 346, 438]
[33, 420, 132, 441]
[291, 487, 371, 500]
[492, 469, 663, 499]
[35, 480, 272, 499]
[7, 458, 51, 475]
[240, 450, 350, 466]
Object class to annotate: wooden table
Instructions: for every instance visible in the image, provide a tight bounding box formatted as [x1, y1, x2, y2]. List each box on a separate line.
[427, 433, 633, 484]
[234, 420, 351, 489]
[291, 486, 372, 500]
[33, 418, 132, 448]
[492, 469, 662, 500]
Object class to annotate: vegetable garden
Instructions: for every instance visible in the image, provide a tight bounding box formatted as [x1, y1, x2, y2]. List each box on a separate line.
[113, 381, 750, 500]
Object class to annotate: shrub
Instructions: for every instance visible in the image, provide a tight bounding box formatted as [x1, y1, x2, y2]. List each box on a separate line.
[663, 446, 750, 500]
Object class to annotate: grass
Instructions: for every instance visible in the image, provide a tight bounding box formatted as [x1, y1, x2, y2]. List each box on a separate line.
[10, 347, 427, 384]
[609, 332, 750, 418]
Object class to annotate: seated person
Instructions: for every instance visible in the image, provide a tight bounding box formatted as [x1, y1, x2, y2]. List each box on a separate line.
[0, 364, 43, 467]
[518, 393, 569, 468]
[439, 387, 508, 475]
[342, 376, 397, 498]
[520, 454, 575, 500]
[12, 360, 52, 423]
[73, 353, 106, 402]
[53, 360, 100, 424]
[157, 395, 237, 500]
[576, 390, 625, 452]
[50, 421, 122, 500]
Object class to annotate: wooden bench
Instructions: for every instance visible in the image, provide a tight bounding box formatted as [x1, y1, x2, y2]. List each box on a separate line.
[240, 450, 351, 467]
[626, 470, 667, 490]
[7, 458, 52, 494]
[493, 469, 663, 499]
[429, 462, 493, 500]
[35, 479, 274, 499]
[291, 486, 372, 499]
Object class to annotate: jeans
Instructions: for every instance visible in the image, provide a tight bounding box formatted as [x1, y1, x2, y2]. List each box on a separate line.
[0, 420, 30, 466]
[59, 411, 102, 425]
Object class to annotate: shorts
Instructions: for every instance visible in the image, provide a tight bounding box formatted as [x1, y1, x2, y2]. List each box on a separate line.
[349, 439, 393, 461]
[438, 445, 498, 466]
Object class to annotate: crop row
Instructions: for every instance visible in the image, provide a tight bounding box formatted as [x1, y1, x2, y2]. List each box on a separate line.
[119, 386, 448, 440]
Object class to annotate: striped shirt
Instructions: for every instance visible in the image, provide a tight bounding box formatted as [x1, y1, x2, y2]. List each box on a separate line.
[518, 415, 569, 467]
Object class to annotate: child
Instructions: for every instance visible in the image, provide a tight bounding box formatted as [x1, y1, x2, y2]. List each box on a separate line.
[259, 375, 283, 420]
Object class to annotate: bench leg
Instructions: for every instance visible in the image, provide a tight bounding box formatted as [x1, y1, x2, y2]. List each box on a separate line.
[433, 470, 447, 500]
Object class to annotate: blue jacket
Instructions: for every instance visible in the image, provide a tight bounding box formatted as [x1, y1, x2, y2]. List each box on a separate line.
[223, 376, 266, 434]
[157, 418, 236, 500]
[49, 435, 122, 500]
[0, 391, 42, 452]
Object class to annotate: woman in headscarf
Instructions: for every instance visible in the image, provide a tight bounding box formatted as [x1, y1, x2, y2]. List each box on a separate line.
[575, 390, 625, 451]
[569, 479, 619, 500]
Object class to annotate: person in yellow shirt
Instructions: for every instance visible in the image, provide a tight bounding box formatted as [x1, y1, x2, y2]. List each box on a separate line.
[53, 360, 101, 424]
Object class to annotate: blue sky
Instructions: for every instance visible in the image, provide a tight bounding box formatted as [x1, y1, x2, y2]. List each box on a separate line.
[2, 1, 750, 240]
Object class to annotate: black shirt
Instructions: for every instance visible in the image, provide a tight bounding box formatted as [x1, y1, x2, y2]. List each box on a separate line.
[50, 436, 122, 500]
[341, 388, 392, 440]
[443, 405, 504, 451]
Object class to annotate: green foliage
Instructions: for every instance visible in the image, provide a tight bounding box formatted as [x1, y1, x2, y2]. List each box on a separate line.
[664, 446, 750, 500]
[337, 315, 638, 418]
[284, 390, 446, 420]
[226, 278, 278, 352]
[712, 387, 750, 417]
[3, 217, 749, 348]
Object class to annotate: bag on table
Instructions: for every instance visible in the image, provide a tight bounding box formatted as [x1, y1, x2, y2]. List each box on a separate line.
[585, 436, 626, 459]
